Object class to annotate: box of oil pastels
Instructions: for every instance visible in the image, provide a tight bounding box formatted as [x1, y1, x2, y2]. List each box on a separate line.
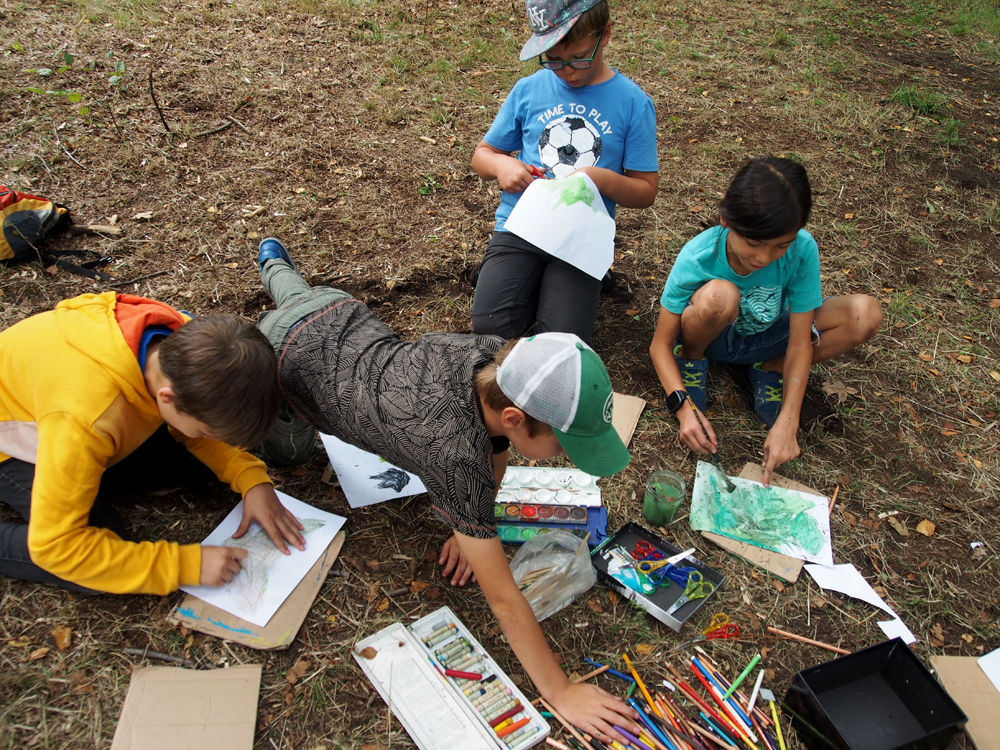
[353, 606, 549, 750]
[591, 522, 724, 632]
[496, 467, 607, 548]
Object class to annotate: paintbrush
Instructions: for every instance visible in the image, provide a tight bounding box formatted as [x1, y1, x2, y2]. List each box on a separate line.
[689, 401, 736, 492]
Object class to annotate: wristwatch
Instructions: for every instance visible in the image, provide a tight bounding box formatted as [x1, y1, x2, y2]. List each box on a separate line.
[665, 390, 689, 414]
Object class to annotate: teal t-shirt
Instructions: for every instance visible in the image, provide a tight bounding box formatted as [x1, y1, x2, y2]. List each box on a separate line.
[660, 225, 823, 336]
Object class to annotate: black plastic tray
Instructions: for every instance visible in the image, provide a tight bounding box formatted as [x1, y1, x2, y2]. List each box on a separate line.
[784, 638, 966, 750]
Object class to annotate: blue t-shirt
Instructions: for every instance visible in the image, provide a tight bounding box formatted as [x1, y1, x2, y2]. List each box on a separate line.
[660, 226, 823, 336]
[483, 68, 658, 231]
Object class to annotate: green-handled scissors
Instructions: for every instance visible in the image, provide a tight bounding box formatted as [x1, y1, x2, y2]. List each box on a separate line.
[665, 570, 715, 617]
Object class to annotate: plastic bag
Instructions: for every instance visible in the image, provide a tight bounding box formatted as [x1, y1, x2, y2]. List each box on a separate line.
[509, 530, 596, 622]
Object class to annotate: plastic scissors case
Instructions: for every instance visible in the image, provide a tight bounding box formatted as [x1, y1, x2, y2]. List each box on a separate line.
[591, 522, 724, 632]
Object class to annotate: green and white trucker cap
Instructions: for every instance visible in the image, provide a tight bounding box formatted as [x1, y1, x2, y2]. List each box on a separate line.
[496, 332, 630, 477]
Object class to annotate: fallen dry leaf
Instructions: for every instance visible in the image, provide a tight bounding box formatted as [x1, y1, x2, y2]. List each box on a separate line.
[7, 637, 30, 648]
[366, 582, 379, 603]
[765, 669, 776, 681]
[625, 309, 640, 317]
[28, 647, 50, 661]
[930, 623, 945, 648]
[133, 211, 153, 221]
[409, 580, 431, 594]
[357, 646, 377, 660]
[222, 261, 239, 269]
[365, 560, 380, 571]
[773, 580, 785, 592]
[956, 354, 973, 364]
[989, 371, 1000, 383]
[988, 299, 1000, 308]
[607, 590, 621, 606]
[635, 643, 655, 656]
[887, 516, 909, 536]
[690, 205, 704, 212]
[52, 626, 72, 651]
[918, 353, 934, 362]
[844, 212, 855, 219]
[821, 380, 858, 404]
[812, 595, 828, 608]
[842, 510, 858, 526]
[932, 258, 944, 265]
[423, 586, 442, 600]
[586, 598, 604, 614]
[916, 519, 936, 537]
[376, 597, 390, 613]
[961, 634, 973, 643]
[760, 647, 770, 659]
[286, 658, 311, 684]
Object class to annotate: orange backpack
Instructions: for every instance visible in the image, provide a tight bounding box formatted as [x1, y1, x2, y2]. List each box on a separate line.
[0, 184, 72, 262]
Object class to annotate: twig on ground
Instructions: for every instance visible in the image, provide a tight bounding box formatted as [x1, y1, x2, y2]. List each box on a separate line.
[52, 125, 85, 170]
[106, 270, 171, 288]
[227, 115, 252, 134]
[195, 121, 232, 138]
[148, 67, 172, 133]
[124, 647, 195, 668]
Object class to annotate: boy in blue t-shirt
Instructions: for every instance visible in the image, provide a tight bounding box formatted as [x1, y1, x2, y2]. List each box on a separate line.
[470, 0, 659, 343]
[650, 158, 882, 484]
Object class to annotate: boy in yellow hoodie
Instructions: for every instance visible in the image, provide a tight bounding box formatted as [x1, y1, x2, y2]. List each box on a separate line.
[0, 292, 305, 594]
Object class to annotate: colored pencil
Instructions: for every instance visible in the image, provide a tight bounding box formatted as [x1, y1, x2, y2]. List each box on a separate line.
[622, 653, 662, 719]
[766, 626, 851, 655]
[585, 658, 635, 683]
[722, 654, 761, 699]
[614, 725, 654, 750]
[572, 664, 610, 683]
[538, 698, 590, 750]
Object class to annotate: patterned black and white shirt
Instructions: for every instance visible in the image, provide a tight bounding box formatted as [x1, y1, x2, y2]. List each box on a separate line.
[277, 298, 504, 538]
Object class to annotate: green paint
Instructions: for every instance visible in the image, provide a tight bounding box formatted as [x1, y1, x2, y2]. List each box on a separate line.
[697, 473, 825, 555]
[554, 175, 597, 210]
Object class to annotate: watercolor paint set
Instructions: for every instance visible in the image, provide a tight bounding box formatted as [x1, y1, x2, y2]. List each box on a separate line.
[353, 606, 550, 750]
[591, 522, 725, 632]
[496, 466, 606, 547]
[497, 508, 608, 547]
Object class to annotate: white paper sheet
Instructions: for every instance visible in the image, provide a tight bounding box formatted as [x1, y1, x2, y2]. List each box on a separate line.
[804, 563, 917, 645]
[504, 173, 615, 280]
[319, 433, 426, 509]
[979, 648, 1000, 694]
[180, 491, 346, 627]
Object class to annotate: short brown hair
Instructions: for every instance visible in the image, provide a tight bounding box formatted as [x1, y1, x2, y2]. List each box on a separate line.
[476, 340, 552, 439]
[563, 0, 610, 46]
[158, 315, 279, 448]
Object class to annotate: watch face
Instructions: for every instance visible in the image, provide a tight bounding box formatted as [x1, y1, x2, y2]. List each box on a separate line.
[666, 390, 688, 413]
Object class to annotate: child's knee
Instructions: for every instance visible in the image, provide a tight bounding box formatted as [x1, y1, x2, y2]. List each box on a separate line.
[850, 295, 882, 343]
[689, 280, 740, 327]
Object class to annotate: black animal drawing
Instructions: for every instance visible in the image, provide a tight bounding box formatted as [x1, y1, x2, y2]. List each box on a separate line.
[370, 467, 410, 492]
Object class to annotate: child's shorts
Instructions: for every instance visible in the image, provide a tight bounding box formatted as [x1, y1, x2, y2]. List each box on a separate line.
[702, 309, 821, 365]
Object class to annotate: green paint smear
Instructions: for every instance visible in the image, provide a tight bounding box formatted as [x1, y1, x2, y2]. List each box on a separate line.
[700, 474, 824, 556]
[535, 175, 599, 212]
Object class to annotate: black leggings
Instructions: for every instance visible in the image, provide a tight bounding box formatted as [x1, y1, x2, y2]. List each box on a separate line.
[470, 232, 602, 342]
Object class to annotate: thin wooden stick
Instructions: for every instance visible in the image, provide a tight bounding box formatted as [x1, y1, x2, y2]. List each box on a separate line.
[194, 121, 233, 138]
[538, 697, 589, 749]
[571, 664, 609, 684]
[828, 485, 840, 514]
[148, 67, 172, 133]
[226, 115, 252, 134]
[124, 647, 194, 667]
[67, 224, 122, 237]
[767, 626, 851, 655]
[52, 124, 85, 169]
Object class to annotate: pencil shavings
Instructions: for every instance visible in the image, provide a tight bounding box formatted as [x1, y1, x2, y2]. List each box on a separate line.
[357, 646, 377, 660]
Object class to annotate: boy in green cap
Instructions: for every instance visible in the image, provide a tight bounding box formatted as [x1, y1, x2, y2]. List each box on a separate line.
[255, 237, 642, 745]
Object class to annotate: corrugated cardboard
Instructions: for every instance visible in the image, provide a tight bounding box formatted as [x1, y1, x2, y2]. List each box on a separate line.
[700, 463, 828, 582]
[612, 393, 646, 447]
[111, 665, 262, 750]
[169, 531, 344, 650]
[932, 655, 1000, 750]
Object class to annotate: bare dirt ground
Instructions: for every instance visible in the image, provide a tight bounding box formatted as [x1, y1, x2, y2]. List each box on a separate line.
[1, 0, 998, 747]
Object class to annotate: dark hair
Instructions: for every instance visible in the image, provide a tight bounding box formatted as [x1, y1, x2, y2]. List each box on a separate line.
[158, 315, 279, 448]
[719, 156, 812, 240]
[564, 0, 610, 45]
[475, 340, 551, 439]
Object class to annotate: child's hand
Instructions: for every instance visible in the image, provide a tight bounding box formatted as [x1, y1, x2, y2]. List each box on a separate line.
[439, 532, 477, 587]
[549, 682, 642, 746]
[199, 546, 247, 586]
[762, 418, 801, 485]
[495, 158, 538, 194]
[677, 401, 718, 454]
[236, 483, 306, 554]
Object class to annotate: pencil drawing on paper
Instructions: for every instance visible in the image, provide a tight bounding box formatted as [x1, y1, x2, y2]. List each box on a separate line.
[222, 517, 326, 613]
[370, 467, 411, 492]
[689, 461, 833, 565]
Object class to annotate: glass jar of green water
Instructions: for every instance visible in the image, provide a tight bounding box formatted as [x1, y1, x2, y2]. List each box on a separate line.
[642, 470, 686, 526]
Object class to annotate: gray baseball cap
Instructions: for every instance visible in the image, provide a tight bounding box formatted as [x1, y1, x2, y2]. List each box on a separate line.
[519, 0, 603, 61]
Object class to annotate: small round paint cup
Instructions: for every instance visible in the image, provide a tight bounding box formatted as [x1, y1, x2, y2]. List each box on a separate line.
[515, 488, 532, 502]
[534, 488, 553, 504]
[642, 469, 686, 527]
[554, 471, 572, 486]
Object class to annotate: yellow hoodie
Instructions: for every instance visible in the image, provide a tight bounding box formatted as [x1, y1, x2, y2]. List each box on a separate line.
[0, 292, 272, 594]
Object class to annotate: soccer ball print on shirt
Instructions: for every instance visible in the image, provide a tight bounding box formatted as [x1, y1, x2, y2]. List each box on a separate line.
[538, 115, 603, 179]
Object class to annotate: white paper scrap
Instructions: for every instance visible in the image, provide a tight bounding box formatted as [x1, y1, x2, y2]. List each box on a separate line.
[320, 433, 426, 509]
[805, 563, 916, 644]
[979, 648, 1000, 695]
[181, 491, 345, 627]
[504, 173, 616, 280]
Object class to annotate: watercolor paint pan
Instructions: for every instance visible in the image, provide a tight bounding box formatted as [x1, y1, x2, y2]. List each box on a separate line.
[497, 507, 608, 548]
[494, 503, 590, 524]
[590, 521, 724, 632]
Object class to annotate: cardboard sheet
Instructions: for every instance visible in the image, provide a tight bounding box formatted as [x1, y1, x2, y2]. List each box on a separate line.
[110, 665, 262, 750]
[170, 532, 344, 650]
[612, 393, 645, 448]
[932, 655, 998, 750]
[700, 463, 827, 582]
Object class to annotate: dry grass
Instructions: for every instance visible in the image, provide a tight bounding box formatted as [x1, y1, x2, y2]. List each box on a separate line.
[1, 0, 998, 746]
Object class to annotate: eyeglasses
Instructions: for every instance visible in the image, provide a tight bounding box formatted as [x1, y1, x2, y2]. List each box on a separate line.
[538, 30, 602, 71]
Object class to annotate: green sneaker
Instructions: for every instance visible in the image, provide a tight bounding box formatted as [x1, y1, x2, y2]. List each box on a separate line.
[749, 363, 783, 427]
[674, 344, 709, 412]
